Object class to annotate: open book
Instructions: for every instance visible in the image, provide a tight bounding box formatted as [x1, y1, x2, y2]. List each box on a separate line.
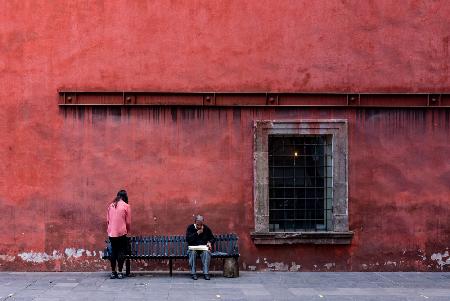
[188, 245, 209, 251]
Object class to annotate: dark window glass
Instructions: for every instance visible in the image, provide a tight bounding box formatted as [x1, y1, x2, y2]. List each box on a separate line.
[268, 135, 332, 232]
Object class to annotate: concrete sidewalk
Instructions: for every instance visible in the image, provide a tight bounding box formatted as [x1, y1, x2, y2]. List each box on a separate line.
[0, 271, 449, 301]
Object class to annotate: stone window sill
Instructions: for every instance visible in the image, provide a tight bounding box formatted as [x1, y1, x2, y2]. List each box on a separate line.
[251, 231, 353, 245]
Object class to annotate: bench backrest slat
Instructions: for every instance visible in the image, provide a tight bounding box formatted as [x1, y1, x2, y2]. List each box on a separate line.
[126, 233, 239, 258]
[156, 236, 160, 257]
[164, 236, 168, 256]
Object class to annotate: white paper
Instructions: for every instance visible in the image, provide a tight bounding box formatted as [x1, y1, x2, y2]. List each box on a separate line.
[188, 245, 209, 251]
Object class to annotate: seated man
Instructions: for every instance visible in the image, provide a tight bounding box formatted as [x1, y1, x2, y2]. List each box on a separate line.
[186, 215, 215, 280]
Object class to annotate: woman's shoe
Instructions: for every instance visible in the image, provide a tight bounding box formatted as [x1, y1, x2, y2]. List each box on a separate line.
[117, 272, 124, 279]
[110, 272, 118, 279]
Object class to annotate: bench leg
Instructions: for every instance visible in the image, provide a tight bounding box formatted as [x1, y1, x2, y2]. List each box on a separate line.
[223, 257, 239, 278]
[125, 259, 131, 276]
[169, 259, 173, 277]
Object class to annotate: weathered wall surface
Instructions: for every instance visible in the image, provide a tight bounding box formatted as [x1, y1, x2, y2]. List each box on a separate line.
[1, 107, 449, 272]
[1, 0, 449, 92]
[0, 1, 449, 271]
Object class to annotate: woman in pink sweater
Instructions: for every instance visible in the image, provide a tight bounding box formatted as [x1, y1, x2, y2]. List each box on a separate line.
[107, 190, 131, 279]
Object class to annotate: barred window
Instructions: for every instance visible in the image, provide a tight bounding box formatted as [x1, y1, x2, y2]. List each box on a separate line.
[252, 120, 352, 244]
[269, 135, 333, 232]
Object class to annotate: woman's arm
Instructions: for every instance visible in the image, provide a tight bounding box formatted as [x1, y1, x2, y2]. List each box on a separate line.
[125, 205, 131, 233]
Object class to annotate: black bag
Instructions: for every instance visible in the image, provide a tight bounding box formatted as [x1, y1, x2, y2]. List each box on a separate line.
[103, 239, 113, 259]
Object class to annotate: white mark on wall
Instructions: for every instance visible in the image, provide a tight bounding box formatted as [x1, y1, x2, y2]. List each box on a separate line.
[267, 262, 289, 271]
[417, 249, 427, 261]
[64, 248, 85, 258]
[289, 262, 301, 272]
[0, 255, 16, 262]
[361, 264, 368, 270]
[385, 261, 397, 266]
[256, 258, 260, 264]
[17, 249, 101, 263]
[18, 250, 62, 263]
[324, 262, 335, 270]
[430, 250, 450, 270]
[248, 265, 256, 271]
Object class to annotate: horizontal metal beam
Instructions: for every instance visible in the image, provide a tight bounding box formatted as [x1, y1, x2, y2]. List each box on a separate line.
[58, 91, 450, 108]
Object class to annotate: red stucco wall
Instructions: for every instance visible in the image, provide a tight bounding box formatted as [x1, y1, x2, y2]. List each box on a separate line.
[0, 1, 449, 271]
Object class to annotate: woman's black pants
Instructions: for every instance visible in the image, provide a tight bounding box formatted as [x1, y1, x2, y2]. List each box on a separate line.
[109, 235, 128, 273]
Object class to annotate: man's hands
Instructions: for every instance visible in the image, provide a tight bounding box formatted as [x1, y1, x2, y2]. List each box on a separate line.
[196, 226, 203, 235]
[207, 242, 212, 251]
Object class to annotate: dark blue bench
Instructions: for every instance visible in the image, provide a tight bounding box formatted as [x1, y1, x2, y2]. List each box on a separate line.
[103, 234, 239, 276]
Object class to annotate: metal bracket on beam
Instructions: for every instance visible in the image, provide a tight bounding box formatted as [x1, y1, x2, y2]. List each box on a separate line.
[123, 93, 136, 105]
[266, 93, 279, 105]
[427, 94, 441, 106]
[347, 94, 360, 106]
[63, 92, 77, 104]
[203, 93, 216, 106]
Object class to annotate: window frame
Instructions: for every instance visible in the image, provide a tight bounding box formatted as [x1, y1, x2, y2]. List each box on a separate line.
[251, 120, 353, 245]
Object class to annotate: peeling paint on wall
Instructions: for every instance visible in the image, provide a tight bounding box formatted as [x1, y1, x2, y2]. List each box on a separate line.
[64, 248, 85, 258]
[289, 262, 301, 272]
[18, 251, 62, 263]
[418, 250, 427, 261]
[0, 255, 16, 262]
[266, 262, 289, 271]
[430, 250, 450, 269]
[16, 249, 101, 263]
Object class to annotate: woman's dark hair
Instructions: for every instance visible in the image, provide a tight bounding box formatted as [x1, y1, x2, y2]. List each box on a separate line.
[112, 189, 128, 207]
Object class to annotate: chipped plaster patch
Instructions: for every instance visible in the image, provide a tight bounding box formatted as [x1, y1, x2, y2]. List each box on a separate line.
[248, 265, 257, 271]
[0, 255, 15, 262]
[289, 262, 301, 272]
[431, 251, 450, 270]
[418, 249, 427, 261]
[18, 250, 62, 263]
[385, 261, 397, 266]
[18, 249, 97, 263]
[266, 262, 289, 271]
[324, 262, 335, 270]
[65, 248, 84, 258]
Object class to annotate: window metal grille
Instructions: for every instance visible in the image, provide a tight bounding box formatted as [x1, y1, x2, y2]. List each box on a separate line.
[268, 135, 333, 232]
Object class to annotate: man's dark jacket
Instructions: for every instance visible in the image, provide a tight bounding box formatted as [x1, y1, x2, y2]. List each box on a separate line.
[186, 224, 215, 246]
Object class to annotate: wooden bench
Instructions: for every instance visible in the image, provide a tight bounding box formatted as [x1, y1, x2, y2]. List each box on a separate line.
[103, 234, 239, 277]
